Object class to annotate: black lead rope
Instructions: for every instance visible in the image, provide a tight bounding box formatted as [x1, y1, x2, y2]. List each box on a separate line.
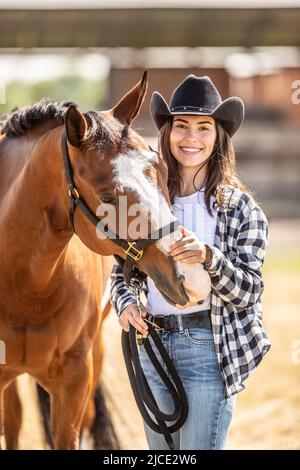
[121, 325, 188, 450]
[121, 305, 188, 450]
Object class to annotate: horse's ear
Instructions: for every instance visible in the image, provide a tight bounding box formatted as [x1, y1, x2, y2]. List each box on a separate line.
[65, 104, 87, 148]
[111, 71, 148, 125]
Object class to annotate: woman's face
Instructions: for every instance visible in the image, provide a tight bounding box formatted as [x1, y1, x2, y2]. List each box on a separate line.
[170, 115, 217, 169]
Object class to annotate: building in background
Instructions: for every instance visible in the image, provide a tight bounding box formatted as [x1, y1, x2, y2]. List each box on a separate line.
[0, 1, 300, 217]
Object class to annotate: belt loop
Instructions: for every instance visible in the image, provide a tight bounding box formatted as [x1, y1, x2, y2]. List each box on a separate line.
[178, 314, 184, 333]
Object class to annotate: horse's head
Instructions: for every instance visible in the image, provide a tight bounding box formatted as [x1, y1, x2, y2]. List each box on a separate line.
[62, 72, 210, 307]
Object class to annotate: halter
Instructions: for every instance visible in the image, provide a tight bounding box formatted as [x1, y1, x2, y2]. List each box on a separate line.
[61, 132, 180, 286]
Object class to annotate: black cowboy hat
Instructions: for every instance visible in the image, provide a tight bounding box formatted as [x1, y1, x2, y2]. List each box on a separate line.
[150, 75, 245, 137]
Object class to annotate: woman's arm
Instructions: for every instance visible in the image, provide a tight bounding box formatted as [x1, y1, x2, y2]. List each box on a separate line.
[110, 263, 138, 316]
[110, 263, 148, 335]
[204, 206, 269, 309]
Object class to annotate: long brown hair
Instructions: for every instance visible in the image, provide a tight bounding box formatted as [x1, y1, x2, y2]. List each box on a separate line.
[158, 118, 256, 216]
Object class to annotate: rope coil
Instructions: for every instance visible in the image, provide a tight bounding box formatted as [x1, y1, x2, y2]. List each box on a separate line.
[121, 323, 188, 450]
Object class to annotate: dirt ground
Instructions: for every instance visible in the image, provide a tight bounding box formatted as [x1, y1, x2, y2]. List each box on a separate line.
[11, 219, 300, 450]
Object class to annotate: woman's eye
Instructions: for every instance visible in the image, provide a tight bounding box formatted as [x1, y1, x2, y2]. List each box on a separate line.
[175, 124, 208, 131]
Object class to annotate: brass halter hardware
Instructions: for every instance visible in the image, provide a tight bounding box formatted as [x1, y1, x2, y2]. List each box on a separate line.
[124, 242, 144, 261]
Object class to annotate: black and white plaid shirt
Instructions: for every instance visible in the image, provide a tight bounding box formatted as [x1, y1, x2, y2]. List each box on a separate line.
[110, 185, 271, 398]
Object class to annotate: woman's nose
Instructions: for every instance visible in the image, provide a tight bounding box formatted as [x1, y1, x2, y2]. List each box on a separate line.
[186, 128, 198, 141]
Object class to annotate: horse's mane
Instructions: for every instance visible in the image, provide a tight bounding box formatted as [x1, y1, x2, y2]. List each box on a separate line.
[0, 97, 129, 151]
[0, 98, 72, 138]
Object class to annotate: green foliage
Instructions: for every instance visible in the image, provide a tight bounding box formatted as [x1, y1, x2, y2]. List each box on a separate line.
[0, 75, 108, 117]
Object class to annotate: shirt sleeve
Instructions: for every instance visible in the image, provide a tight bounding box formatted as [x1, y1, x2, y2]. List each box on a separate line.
[110, 262, 137, 316]
[204, 206, 269, 309]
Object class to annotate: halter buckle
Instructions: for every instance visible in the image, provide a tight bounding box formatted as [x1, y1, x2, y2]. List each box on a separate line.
[68, 185, 80, 200]
[124, 242, 143, 261]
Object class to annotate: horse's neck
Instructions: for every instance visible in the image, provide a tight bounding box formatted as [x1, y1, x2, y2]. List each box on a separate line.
[0, 126, 72, 295]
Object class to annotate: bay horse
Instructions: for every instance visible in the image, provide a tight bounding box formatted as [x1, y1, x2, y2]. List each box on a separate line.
[0, 72, 200, 450]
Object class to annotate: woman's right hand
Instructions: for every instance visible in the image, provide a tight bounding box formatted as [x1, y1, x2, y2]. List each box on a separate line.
[118, 303, 149, 336]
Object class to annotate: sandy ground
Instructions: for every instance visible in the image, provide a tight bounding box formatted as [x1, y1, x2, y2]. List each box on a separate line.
[8, 219, 300, 450]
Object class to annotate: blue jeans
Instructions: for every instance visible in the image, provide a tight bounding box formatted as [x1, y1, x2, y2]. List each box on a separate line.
[138, 327, 236, 450]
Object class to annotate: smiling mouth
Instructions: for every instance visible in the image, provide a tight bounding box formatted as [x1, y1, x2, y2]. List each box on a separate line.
[179, 147, 203, 155]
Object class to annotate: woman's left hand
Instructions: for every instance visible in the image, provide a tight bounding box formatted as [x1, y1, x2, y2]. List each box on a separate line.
[170, 226, 210, 264]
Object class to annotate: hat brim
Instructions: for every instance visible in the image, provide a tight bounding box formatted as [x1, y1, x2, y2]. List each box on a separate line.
[150, 92, 245, 137]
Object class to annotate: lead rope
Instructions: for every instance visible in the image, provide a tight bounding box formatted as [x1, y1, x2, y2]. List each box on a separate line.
[121, 278, 188, 450]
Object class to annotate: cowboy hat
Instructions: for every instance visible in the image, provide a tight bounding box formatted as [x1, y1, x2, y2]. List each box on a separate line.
[150, 75, 245, 137]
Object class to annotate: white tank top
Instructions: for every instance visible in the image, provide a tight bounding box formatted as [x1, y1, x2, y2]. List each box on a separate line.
[146, 189, 217, 316]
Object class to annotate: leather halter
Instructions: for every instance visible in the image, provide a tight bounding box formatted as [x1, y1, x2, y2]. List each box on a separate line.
[61, 132, 180, 285]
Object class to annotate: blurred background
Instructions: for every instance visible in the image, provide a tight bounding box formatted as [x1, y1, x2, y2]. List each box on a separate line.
[0, 0, 299, 450]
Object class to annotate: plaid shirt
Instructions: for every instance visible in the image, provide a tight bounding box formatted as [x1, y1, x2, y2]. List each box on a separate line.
[110, 185, 271, 398]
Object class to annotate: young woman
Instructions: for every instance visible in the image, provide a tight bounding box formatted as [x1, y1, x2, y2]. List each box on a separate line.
[110, 75, 271, 450]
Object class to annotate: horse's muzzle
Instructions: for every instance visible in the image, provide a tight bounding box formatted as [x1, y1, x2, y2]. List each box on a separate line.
[158, 274, 190, 307]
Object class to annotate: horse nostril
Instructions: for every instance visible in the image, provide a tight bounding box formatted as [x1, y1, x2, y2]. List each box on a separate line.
[178, 274, 185, 283]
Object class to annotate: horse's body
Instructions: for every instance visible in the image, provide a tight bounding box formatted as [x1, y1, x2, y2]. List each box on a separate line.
[0, 119, 112, 449]
[0, 73, 210, 449]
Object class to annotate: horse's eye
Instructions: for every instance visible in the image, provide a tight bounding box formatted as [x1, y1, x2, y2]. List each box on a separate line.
[99, 194, 116, 205]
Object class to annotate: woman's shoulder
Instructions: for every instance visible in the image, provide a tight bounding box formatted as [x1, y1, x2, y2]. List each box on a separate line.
[218, 184, 264, 217]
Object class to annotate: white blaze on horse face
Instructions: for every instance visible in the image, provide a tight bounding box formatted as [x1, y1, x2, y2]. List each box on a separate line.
[113, 150, 211, 307]
[113, 149, 177, 232]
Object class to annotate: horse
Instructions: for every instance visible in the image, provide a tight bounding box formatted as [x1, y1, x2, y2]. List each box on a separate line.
[0, 71, 204, 450]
